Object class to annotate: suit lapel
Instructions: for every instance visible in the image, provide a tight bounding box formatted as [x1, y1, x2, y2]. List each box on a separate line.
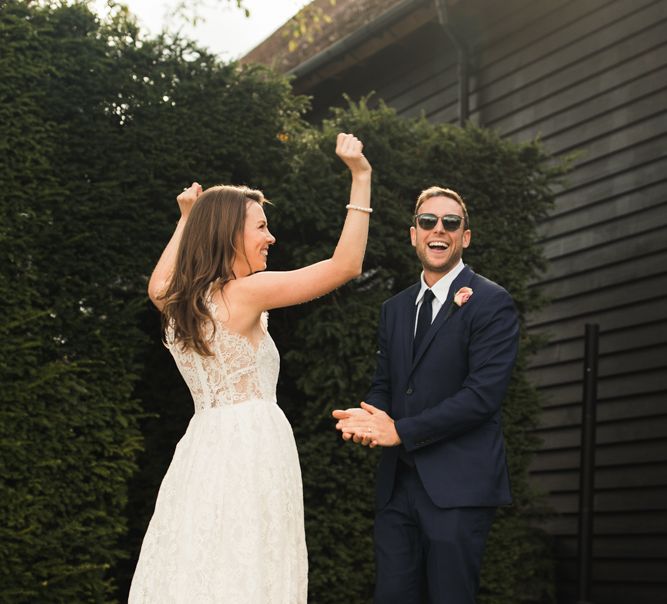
[410, 266, 475, 371]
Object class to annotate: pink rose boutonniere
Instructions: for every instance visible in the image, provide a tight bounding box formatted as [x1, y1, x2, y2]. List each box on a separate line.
[454, 287, 473, 307]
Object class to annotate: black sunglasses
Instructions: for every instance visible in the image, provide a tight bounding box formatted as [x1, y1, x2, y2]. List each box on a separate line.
[414, 213, 464, 232]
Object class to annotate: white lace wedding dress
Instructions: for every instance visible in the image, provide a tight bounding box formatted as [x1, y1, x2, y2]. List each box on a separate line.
[129, 304, 307, 603]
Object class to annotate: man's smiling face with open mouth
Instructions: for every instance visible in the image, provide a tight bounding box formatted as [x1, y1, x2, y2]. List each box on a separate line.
[410, 195, 471, 285]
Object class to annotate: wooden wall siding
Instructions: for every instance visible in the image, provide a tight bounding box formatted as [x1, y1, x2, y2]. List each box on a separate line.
[468, 0, 667, 601]
[288, 0, 667, 600]
[301, 22, 456, 121]
[371, 25, 460, 122]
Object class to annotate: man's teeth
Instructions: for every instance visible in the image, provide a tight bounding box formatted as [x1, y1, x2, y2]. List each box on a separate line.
[428, 242, 448, 249]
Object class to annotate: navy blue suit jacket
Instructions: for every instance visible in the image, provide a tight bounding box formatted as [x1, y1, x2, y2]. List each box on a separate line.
[366, 265, 519, 509]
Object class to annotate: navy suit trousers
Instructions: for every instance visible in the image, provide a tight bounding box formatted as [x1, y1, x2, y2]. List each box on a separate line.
[374, 462, 496, 604]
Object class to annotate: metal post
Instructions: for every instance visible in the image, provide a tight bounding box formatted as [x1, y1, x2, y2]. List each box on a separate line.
[577, 323, 599, 604]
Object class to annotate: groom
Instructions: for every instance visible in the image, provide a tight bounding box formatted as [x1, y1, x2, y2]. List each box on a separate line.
[334, 187, 519, 604]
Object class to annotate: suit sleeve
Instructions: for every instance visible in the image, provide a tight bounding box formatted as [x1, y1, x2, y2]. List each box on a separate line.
[395, 289, 519, 451]
[364, 302, 391, 412]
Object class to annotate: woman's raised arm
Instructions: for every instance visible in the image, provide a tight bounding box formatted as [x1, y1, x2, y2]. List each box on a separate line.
[233, 133, 373, 311]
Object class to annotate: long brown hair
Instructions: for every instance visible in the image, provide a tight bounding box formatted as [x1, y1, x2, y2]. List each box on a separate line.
[161, 185, 267, 356]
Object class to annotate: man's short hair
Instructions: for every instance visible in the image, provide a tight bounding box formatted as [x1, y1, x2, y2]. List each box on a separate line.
[415, 186, 469, 229]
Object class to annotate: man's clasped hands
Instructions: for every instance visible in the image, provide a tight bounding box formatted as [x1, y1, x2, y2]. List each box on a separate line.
[332, 403, 402, 448]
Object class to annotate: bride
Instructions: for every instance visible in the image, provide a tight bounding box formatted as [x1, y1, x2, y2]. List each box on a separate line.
[128, 133, 372, 603]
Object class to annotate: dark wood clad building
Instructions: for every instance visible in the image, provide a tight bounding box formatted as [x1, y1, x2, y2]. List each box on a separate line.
[245, 1, 667, 602]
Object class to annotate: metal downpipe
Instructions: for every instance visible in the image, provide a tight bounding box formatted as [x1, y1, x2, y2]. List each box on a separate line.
[433, 0, 469, 125]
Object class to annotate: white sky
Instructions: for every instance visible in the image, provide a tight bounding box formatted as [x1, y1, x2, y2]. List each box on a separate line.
[93, 0, 311, 60]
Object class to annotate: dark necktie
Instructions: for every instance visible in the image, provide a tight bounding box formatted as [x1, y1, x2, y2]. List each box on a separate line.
[413, 289, 435, 356]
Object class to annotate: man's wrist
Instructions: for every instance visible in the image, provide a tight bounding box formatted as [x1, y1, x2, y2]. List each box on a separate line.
[391, 421, 402, 446]
[393, 419, 405, 447]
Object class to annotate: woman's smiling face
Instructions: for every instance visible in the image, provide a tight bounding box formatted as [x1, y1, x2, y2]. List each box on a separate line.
[234, 200, 275, 276]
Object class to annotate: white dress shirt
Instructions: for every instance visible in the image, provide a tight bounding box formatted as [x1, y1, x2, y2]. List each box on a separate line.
[414, 260, 465, 335]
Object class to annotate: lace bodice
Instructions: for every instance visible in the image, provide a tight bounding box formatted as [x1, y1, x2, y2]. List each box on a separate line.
[166, 306, 279, 412]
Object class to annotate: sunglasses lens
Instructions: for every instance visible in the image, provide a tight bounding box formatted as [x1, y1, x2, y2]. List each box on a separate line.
[416, 214, 463, 231]
[442, 215, 463, 231]
[417, 214, 438, 230]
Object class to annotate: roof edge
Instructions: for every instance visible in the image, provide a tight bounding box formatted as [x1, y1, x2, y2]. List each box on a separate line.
[288, 0, 429, 79]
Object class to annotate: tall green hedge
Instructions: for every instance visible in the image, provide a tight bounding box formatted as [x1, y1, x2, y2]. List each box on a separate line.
[1, 2, 566, 602]
[0, 2, 144, 601]
[0, 2, 306, 601]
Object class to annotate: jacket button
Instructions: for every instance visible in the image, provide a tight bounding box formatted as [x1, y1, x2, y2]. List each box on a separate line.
[406, 387, 413, 395]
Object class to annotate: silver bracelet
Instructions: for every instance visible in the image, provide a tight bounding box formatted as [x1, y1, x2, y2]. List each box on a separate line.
[346, 204, 373, 214]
